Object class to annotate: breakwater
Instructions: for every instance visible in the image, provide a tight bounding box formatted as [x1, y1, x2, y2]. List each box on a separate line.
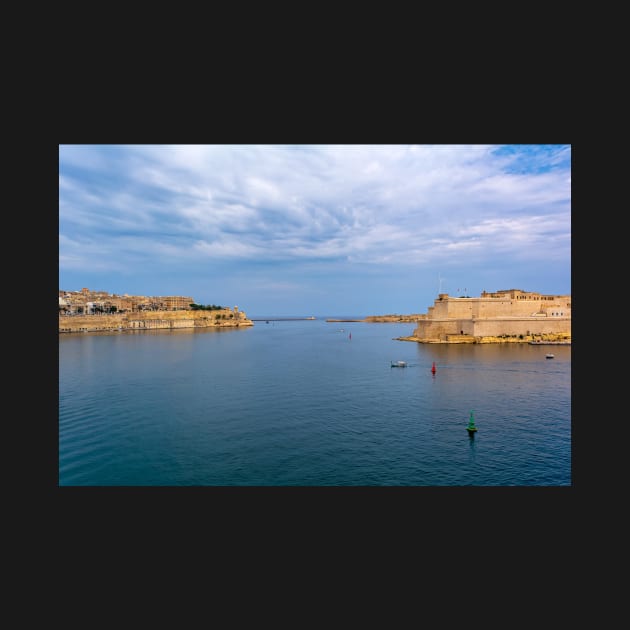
[251, 317, 316, 321]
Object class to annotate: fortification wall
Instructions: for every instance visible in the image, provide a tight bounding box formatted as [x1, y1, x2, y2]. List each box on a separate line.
[471, 317, 570, 337]
[433, 295, 571, 319]
[436, 299, 471, 318]
[412, 317, 571, 342]
[59, 309, 253, 333]
[409, 291, 572, 342]
[471, 298, 570, 318]
[412, 319, 461, 341]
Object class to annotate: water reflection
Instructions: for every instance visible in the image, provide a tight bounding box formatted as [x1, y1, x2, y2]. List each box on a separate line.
[468, 431, 476, 463]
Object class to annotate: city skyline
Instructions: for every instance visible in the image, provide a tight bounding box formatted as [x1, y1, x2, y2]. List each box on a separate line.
[59, 144, 571, 315]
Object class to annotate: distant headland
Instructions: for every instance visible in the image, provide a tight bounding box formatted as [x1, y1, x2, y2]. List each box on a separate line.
[59, 288, 253, 333]
[326, 315, 420, 323]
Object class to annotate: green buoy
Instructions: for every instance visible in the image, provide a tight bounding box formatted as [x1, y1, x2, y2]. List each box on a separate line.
[467, 410, 477, 435]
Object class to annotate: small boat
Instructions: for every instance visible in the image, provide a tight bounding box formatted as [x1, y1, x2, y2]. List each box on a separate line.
[391, 360, 407, 368]
[546, 353, 555, 359]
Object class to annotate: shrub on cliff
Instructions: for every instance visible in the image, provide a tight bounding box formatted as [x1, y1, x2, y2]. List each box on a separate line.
[189, 303, 225, 311]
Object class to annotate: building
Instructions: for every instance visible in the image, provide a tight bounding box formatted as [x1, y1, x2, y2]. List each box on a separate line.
[58, 289, 195, 315]
[411, 289, 571, 342]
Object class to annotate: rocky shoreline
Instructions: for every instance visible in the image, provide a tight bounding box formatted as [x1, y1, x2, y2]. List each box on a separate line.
[396, 333, 571, 345]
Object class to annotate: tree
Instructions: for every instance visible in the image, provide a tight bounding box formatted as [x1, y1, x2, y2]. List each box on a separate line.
[191, 303, 225, 311]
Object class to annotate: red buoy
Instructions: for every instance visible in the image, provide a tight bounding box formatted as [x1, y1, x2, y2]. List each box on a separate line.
[431, 361, 436, 374]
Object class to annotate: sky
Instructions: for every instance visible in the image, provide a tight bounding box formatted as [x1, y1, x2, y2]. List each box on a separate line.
[59, 144, 571, 316]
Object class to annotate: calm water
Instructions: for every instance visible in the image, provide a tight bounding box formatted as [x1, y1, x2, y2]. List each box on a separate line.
[59, 318, 571, 486]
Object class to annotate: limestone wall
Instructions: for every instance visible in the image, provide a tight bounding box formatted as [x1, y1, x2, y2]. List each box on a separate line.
[59, 308, 253, 333]
[471, 298, 570, 318]
[412, 319, 461, 341]
[432, 294, 571, 319]
[470, 317, 570, 337]
[412, 317, 571, 342]
[409, 292, 571, 343]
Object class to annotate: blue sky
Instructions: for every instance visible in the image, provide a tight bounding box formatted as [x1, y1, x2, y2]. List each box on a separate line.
[59, 144, 571, 316]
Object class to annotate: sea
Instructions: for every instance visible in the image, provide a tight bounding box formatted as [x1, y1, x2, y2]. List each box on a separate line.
[58, 317, 571, 486]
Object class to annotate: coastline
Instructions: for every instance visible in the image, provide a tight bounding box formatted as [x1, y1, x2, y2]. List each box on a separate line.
[59, 309, 253, 334]
[326, 315, 421, 323]
[396, 334, 571, 345]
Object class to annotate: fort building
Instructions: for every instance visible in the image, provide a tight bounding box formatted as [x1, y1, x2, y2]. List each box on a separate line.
[409, 289, 571, 343]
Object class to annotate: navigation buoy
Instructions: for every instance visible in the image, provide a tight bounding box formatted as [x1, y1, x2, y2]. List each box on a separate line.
[467, 410, 477, 435]
[431, 361, 436, 374]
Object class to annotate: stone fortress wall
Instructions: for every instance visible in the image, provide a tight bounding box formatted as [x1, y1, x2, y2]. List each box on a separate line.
[59, 307, 253, 333]
[410, 289, 571, 343]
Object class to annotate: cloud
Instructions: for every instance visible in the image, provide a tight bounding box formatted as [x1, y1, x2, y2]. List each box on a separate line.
[59, 144, 571, 312]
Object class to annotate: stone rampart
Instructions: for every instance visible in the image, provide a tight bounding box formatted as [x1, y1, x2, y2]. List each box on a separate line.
[412, 316, 571, 342]
[59, 308, 253, 333]
[409, 292, 571, 343]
